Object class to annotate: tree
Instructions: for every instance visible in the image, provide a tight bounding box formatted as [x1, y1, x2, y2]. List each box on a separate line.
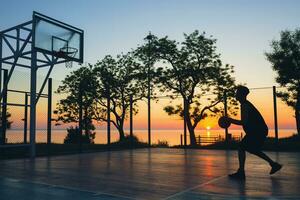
[0, 111, 13, 143]
[0, 111, 12, 129]
[266, 29, 300, 135]
[93, 53, 148, 140]
[137, 31, 237, 146]
[54, 64, 98, 143]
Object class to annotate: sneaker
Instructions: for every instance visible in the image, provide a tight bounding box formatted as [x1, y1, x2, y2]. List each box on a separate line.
[270, 163, 282, 175]
[228, 171, 246, 180]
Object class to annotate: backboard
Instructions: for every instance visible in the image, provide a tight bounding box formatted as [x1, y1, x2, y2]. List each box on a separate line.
[33, 12, 84, 63]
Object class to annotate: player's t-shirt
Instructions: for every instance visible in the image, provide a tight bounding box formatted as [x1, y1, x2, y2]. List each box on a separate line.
[241, 100, 268, 136]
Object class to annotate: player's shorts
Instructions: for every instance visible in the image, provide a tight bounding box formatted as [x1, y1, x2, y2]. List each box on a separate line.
[239, 134, 266, 154]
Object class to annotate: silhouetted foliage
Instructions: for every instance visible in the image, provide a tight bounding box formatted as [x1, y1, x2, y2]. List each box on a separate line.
[0, 111, 12, 130]
[153, 140, 169, 148]
[266, 29, 300, 135]
[93, 53, 148, 140]
[112, 135, 147, 148]
[54, 64, 99, 139]
[64, 126, 95, 144]
[136, 30, 237, 146]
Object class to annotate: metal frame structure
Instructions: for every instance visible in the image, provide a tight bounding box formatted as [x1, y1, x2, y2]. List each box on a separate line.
[0, 73, 50, 145]
[0, 12, 83, 158]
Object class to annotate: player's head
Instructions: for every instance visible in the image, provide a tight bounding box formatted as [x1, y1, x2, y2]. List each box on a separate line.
[235, 85, 249, 102]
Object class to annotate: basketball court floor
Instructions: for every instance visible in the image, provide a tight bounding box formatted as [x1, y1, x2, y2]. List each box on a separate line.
[0, 148, 299, 199]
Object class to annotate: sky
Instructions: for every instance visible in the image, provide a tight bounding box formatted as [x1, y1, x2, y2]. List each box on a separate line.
[0, 0, 299, 131]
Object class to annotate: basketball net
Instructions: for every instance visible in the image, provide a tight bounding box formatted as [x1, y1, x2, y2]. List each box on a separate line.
[55, 47, 78, 68]
[65, 61, 73, 68]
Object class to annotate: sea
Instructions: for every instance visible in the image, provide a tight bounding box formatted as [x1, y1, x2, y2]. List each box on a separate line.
[5, 129, 297, 146]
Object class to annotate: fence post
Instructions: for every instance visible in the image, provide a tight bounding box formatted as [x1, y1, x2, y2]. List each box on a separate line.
[224, 91, 229, 143]
[30, 50, 37, 158]
[1, 69, 8, 145]
[273, 86, 279, 147]
[146, 33, 152, 148]
[107, 86, 111, 146]
[0, 33, 2, 92]
[47, 78, 52, 154]
[78, 82, 83, 153]
[180, 134, 183, 147]
[0, 35, 2, 144]
[183, 98, 187, 147]
[24, 93, 28, 143]
[130, 94, 133, 146]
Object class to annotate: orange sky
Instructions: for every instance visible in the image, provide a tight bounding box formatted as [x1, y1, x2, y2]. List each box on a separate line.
[7, 82, 296, 131]
[2, 0, 299, 134]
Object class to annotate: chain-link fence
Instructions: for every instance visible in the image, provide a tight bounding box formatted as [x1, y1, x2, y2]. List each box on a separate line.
[1, 69, 298, 159]
[126, 87, 297, 147]
[0, 68, 51, 158]
[1, 70, 50, 145]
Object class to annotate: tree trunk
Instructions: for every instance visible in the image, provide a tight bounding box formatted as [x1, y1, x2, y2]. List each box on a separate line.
[84, 111, 87, 136]
[187, 122, 197, 146]
[185, 101, 196, 146]
[296, 109, 300, 135]
[84, 108, 88, 136]
[118, 127, 125, 141]
[296, 96, 300, 136]
[117, 120, 125, 141]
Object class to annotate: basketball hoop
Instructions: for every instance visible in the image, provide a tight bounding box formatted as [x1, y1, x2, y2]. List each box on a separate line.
[53, 47, 78, 68]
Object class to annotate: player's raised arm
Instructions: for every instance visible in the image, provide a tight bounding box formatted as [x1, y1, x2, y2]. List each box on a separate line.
[228, 117, 243, 126]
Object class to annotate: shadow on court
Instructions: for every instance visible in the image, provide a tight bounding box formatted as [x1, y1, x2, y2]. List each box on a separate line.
[0, 149, 299, 200]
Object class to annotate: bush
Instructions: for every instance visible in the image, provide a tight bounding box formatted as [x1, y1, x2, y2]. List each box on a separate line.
[64, 126, 95, 144]
[112, 135, 147, 148]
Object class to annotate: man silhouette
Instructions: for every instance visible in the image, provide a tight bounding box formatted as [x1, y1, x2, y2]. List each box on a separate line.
[227, 86, 282, 180]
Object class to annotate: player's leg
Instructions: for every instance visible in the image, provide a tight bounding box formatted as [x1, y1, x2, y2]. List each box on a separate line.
[251, 151, 282, 174]
[251, 151, 274, 164]
[228, 139, 247, 180]
[248, 135, 282, 174]
[238, 147, 246, 172]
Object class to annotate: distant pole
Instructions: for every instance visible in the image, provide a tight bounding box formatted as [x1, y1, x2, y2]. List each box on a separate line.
[24, 93, 28, 143]
[224, 91, 229, 142]
[107, 86, 111, 145]
[47, 78, 52, 149]
[146, 32, 153, 147]
[0, 37, 2, 144]
[183, 98, 187, 147]
[0, 35, 2, 100]
[130, 94, 133, 145]
[180, 134, 183, 146]
[0, 33, 2, 102]
[1, 69, 8, 144]
[78, 82, 83, 153]
[30, 50, 37, 158]
[273, 86, 279, 146]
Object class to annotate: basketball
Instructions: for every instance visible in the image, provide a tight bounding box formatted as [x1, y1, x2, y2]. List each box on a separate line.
[218, 116, 231, 129]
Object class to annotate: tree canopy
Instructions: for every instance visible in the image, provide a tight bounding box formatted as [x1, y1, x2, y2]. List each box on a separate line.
[93, 53, 148, 140]
[55, 30, 239, 145]
[266, 29, 300, 134]
[54, 64, 98, 142]
[136, 30, 237, 145]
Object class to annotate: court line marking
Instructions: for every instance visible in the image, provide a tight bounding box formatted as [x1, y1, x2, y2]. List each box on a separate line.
[163, 175, 227, 200]
[3, 176, 300, 200]
[0, 164, 184, 189]
[0, 176, 136, 200]
[185, 190, 300, 199]
[0, 157, 210, 189]
[163, 175, 300, 200]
